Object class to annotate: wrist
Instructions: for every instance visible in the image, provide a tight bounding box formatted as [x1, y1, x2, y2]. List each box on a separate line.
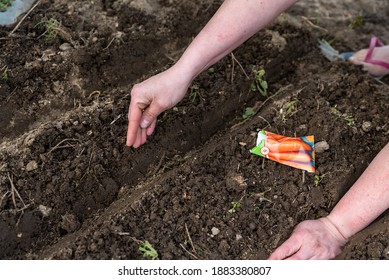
[319, 216, 349, 245]
[173, 53, 207, 82]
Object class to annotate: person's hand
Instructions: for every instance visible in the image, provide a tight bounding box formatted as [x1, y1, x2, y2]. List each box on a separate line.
[126, 66, 192, 148]
[267, 217, 348, 260]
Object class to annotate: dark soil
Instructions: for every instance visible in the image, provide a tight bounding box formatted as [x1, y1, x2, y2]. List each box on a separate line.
[0, 0, 388, 260]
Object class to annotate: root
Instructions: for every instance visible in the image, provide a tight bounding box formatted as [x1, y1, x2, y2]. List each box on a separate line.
[48, 138, 81, 153]
[7, 172, 27, 211]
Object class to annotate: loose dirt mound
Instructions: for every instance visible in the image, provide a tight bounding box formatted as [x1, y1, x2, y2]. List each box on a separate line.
[0, 0, 388, 259]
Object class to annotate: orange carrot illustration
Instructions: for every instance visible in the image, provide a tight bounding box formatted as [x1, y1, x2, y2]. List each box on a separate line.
[265, 138, 313, 153]
[268, 151, 312, 162]
[282, 160, 315, 173]
[265, 131, 286, 140]
[251, 130, 315, 173]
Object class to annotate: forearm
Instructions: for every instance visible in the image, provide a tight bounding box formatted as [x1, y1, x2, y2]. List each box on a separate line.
[327, 143, 389, 239]
[174, 0, 298, 79]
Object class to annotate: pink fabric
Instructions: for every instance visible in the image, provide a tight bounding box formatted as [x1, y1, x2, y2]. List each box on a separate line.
[363, 36, 389, 69]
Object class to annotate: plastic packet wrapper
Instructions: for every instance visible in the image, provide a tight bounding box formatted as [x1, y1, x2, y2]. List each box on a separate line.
[250, 130, 315, 172]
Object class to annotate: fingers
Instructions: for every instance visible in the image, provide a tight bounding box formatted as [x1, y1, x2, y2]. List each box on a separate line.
[267, 236, 302, 260]
[132, 128, 142, 148]
[147, 119, 157, 136]
[140, 103, 164, 129]
[126, 101, 143, 146]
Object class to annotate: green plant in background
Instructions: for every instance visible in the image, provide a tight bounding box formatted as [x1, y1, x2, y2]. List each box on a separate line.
[279, 98, 298, 123]
[349, 14, 363, 29]
[139, 241, 159, 260]
[251, 69, 268, 96]
[242, 107, 254, 119]
[314, 8, 321, 25]
[314, 174, 326, 186]
[207, 67, 216, 74]
[331, 105, 355, 127]
[2, 69, 8, 80]
[228, 201, 241, 214]
[35, 18, 61, 40]
[189, 85, 200, 103]
[0, 0, 13, 12]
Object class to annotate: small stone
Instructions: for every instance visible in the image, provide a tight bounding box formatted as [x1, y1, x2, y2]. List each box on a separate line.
[362, 121, 372, 132]
[315, 141, 330, 153]
[211, 227, 220, 236]
[54, 121, 64, 130]
[236, 233, 243, 241]
[38, 205, 52, 217]
[59, 43, 72, 51]
[26, 160, 38, 171]
[60, 214, 80, 233]
[249, 222, 257, 230]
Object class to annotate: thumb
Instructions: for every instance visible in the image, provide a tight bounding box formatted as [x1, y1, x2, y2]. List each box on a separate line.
[140, 103, 165, 129]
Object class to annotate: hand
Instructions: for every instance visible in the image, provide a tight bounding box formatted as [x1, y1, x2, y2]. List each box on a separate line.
[267, 217, 348, 260]
[126, 66, 192, 148]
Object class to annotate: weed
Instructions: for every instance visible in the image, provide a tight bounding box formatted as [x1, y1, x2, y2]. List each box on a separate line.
[0, 0, 13, 12]
[331, 105, 355, 127]
[2, 70, 8, 80]
[207, 67, 216, 74]
[35, 18, 61, 40]
[314, 8, 321, 25]
[349, 15, 363, 29]
[139, 241, 159, 260]
[279, 98, 298, 123]
[242, 107, 254, 119]
[228, 201, 241, 213]
[251, 69, 268, 96]
[189, 85, 201, 103]
[314, 174, 326, 186]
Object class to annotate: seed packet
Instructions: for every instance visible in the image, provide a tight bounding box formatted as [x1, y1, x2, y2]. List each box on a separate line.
[250, 130, 315, 172]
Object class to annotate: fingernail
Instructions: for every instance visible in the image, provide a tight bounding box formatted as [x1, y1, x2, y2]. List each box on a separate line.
[140, 119, 150, 128]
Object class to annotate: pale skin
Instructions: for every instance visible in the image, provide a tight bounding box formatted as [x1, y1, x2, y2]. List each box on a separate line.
[126, 0, 389, 259]
[126, 0, 298, 148]
[268, 143, 389, 259]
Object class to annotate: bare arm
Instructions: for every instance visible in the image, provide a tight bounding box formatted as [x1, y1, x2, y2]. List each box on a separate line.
[327, 143, 389, 239]
[127, 0, 298, 147]
[269, 143, 389, 259]
[176, 0, 299, 79]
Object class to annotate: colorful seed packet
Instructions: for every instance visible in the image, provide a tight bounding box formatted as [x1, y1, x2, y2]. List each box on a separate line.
[250, 130, 315, 172]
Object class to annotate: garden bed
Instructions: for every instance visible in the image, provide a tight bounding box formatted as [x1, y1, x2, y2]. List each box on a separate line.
[0, 0, 388, 259]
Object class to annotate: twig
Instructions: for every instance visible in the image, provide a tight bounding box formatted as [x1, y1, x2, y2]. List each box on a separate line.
[104, 37, 116, 49]
[257, 115, 271, 128]
[185, 223, 196, 254]
[231, 52, 250, 79]
[0, 191, 10, 207]
[48, 138, 80, 153]
[153, 151, 166, 175]
[180, 243, 199, 260]
[110, 114, 122, 125]
[300, 16, 328, 32]
[7, 172, 26, 210]
[9, 0, 42, 36]
[6, 87, 17, 102]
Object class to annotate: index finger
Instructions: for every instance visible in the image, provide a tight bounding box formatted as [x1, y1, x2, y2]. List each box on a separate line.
[126, 101, 142, 147]
[267, 237, 301, 260]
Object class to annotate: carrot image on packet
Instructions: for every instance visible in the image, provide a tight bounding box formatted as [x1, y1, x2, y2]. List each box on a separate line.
[250, 130, 315, 172]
